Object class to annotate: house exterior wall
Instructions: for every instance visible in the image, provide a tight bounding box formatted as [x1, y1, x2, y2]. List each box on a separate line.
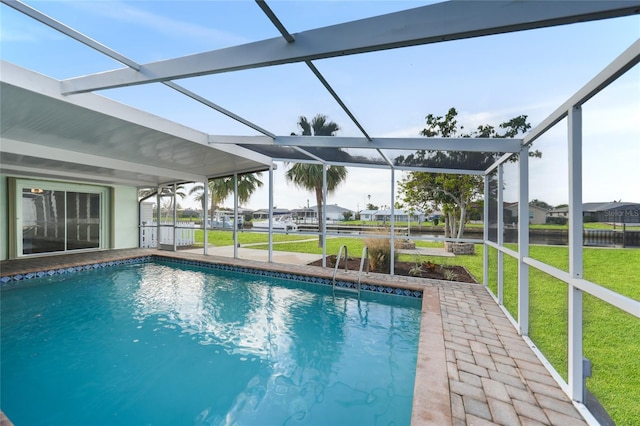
[0, 175, 8, 261]
[504, 203, 548, 225]
[111, 184, 139, 249]
[530, 207, 548, 225]
[0, 174, 139, 260]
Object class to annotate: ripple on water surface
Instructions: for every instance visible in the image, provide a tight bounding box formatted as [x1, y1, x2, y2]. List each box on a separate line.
[1, 262, 420, 425]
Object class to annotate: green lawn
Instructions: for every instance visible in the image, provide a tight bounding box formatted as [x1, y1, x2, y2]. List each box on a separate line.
[243, 236, 639, 424]
[194, 230, 315, 246]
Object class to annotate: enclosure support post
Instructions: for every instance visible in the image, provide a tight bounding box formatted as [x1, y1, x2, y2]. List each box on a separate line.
[203, 179, 208, 256]
[483, 175, 489, 287]
[233, 172, 239, 259]
[173, 183, 178, 251]
[568, 105, 584, 403]
[322, 164, 328, 268]
[268, 164, 274, 263]
[173, 183, 177, 251]
[390, 167, 395, 276]
[498, 163, 504, 304]
[156, 186, 161, 249]
[517, 146, 529, 336]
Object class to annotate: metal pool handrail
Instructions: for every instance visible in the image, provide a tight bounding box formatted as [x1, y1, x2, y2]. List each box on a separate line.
[332, 244, 348, 287]
[357, 246, 369, 288]
[332, 245, 364, 298]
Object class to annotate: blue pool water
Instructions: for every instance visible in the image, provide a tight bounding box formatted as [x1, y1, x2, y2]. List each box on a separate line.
[1, 261, 421, 425]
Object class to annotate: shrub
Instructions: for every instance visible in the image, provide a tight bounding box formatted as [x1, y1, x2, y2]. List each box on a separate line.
[443, 269, 458, 281]
[409, 264, 423, 276]
[364, 238, 399, 274]
[546, 216, 568, 225]
[409, 255, 423, 276]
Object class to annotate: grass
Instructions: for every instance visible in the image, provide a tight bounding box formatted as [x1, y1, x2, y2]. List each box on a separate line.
[193, 230, 315, 246]
[243, 235, 639, 424]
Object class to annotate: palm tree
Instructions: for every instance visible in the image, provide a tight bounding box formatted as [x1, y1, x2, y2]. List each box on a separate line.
[286, 114, 348, 247]
[189, 173, 263, 219]
[159, 185, 186, 221]
[138, 186, 186, 222]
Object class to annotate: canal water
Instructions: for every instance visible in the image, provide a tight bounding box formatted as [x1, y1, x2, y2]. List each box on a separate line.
[303, 225, 640, 248]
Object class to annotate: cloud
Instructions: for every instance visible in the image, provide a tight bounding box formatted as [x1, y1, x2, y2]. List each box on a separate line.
[0, 21, 65, 43]
[70, 1, 249, 48]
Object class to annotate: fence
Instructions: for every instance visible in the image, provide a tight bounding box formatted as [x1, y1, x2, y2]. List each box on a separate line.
[139, 222, 195, 248]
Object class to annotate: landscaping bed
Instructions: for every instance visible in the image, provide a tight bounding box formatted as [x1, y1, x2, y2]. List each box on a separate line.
[308, 255, 477, 284]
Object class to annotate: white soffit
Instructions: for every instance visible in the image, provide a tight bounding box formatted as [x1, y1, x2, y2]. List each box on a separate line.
[0, 62, 272, 186]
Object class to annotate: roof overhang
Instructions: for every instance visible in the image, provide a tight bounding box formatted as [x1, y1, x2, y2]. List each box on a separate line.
[0, 61, 272, 187]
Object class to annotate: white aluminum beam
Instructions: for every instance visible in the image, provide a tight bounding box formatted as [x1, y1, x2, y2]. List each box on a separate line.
[210, 134, 522, 154]
[1, 2, 276, 139]
[268, 164, 274, 263]
[498, 163, 504, 305]
[483, 175, 490, 287]
[523, 257, 640, 319]
[322, 165, 328, 267]
[255, 1, 372, 139]
[60, 1, 640, 94]
[205, 165, 270, 180]
[394, 165, 485, 176]
[568, 105, 584, 403]
[305, 61, 372, 141]
[275, 136, 522, 153]
[1, 0, 140, 70]
[486, 240, 519, 261]
[208, 135, 273, 145]
[390, 168, 396, 275]
[524, 39, 640, 147]
[203, 179, 209, 256]
[162, 81, 276, 138]
[517, 146, 530, 336]
[233, 173, 239, 259]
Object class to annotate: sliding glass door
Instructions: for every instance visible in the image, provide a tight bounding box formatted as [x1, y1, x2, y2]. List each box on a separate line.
[12, 179, 109, 256]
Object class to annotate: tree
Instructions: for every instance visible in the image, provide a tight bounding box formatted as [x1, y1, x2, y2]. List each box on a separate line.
[160, 185, 186, 221]
[138, 186, 185, 221]
[530, 199, 553, 210]
[189, 173, 263, 219]
[366, 203, 379, 211]
[286, 114, 348, 247]
[398, 107, 536, 239]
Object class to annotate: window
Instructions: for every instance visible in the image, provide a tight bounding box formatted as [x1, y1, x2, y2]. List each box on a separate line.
[11, 179, 110, 257]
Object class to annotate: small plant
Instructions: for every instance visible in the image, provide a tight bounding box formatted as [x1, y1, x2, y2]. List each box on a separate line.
[443, 269, 458, 281]
[364, 238, 399, 273]
[409, 256, 423, 276]
[422, 260, 437, 271]
[409, 265, 423, 276]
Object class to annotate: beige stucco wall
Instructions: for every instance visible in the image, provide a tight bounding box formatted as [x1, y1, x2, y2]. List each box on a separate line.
[0, 175, 139, 261]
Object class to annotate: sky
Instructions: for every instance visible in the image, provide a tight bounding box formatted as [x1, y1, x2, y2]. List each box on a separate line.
[1, 1, 639, 212]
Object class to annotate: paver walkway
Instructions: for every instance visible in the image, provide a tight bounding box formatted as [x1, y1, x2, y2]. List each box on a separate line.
[0, 249, 589, 425]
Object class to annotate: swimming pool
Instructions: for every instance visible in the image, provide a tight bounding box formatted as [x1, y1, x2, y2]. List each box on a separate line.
[1, 260, 421, 425]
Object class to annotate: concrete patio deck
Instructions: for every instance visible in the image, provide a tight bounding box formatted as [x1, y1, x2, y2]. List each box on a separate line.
[0, 248, 589, 425]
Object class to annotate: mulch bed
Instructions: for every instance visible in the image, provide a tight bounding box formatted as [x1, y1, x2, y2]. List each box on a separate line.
[308, 255, 477, 284]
